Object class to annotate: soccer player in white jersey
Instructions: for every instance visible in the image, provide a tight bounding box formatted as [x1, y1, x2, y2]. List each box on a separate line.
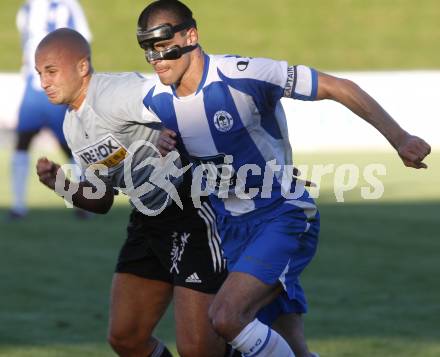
[34, 28, 235, 357]
[136, 1, 431, 357]
[9, 0, 91, 219]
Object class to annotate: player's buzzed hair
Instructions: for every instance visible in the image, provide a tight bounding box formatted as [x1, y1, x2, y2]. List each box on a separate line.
[37, 27, 92, 67]
[138, 0, 196, 29]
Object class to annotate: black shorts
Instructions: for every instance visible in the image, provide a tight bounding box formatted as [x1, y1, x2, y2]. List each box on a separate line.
[116, 200, 227, 294]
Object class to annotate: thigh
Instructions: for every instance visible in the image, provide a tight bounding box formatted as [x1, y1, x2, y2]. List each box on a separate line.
[174, 286, 226, 356]
[109, 273, 173, 339]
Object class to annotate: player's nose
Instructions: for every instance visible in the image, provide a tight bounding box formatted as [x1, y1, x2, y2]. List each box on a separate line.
[40, 75, 50, 89]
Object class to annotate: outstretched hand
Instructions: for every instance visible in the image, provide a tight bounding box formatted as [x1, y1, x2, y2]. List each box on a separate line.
[158, 128, 177, 156]
[36, 157, 62, 190]
[397, 135, 431, 169]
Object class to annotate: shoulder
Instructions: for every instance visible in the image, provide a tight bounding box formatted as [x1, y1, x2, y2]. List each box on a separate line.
[90, 72, 160, 123]
[89, 72, 154, 108]
[214, 55, 287, 82]
[92, 72, 153, 94]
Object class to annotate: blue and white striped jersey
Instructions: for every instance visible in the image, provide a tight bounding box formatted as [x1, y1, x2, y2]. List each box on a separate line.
[143, 54, 318, 216]
[16, 0, 92, 89]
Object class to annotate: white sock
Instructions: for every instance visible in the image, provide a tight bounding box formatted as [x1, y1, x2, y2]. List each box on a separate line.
[11, 150, 30, 214]
[230, 319, 295, 357]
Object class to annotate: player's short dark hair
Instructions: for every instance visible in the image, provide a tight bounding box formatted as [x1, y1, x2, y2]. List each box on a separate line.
[138, 0, 196, 29]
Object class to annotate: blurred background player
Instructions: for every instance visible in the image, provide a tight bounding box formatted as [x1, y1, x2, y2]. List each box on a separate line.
[9, 0, 91, 219]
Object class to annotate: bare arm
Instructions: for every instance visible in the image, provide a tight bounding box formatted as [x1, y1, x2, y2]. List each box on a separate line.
[316, 72, 431, 168]
[36, 157, 114, 214]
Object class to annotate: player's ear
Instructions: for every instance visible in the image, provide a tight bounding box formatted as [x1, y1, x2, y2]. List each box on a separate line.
[187, 27, 198, 46]
[78, 57, 91, 77]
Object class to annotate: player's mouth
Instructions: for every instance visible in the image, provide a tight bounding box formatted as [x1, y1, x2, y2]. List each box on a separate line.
[154, 67, 169, 74]
[45, 90, 59, 100]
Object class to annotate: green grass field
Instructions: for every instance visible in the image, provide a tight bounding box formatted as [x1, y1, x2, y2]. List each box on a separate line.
[0, 149, 439, 357]
[1, 0, 440, 72]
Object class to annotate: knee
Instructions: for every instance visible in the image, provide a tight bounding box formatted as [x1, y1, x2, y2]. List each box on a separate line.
[208, 300, 242, 340]
[107, 327, 146, 355]
[107, 330, 133, 353]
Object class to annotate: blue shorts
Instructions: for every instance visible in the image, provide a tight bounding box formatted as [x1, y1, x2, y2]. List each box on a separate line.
[17, 77, 68, 144]
[217, 200, 320, 324]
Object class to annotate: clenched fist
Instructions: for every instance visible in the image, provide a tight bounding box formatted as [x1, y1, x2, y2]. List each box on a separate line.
[397, 134, 431, 169]
[36, 157, 63, 190]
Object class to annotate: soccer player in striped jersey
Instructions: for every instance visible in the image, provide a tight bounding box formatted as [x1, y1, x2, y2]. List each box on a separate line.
[9, 0, 91, 219]
[136, 1, 431, 357]
[34, 28, 233, 357]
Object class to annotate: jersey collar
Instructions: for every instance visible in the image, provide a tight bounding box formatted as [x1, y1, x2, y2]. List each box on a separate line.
[171, 52, 210, 98]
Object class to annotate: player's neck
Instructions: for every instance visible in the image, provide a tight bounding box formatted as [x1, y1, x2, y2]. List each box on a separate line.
[175, 49, 204, 97]
[70, 74, 91, 111]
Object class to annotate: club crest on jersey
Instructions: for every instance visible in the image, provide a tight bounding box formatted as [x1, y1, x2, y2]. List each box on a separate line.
[237, 59, 249, 71]
[75, 134, 129, 169]
[213, 111, 234, 132]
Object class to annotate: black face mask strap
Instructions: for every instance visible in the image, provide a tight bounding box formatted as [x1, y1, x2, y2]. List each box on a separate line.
[172, 19, 196, 34]
[180, 43, 198, 55]
[137, 19, 197, 45]
[167, 19, 198, 58]
[139, 19, 198, 61]
[145, 43, 199, 62]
